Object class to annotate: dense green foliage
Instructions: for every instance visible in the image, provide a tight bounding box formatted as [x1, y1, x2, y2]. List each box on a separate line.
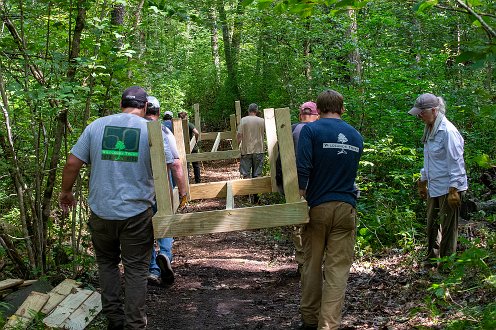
[0, 0, 495, 326]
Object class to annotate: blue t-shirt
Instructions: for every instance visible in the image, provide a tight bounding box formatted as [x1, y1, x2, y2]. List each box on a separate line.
[297, 118, 363, 207]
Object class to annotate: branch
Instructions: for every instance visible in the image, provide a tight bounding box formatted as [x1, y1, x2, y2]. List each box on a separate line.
[455, 0, 496, 40]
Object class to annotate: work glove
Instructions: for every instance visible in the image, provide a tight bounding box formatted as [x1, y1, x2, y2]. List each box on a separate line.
[178, 194, 188, 209]
[448, 187, 461, 208]
[417, 180, 428, 200]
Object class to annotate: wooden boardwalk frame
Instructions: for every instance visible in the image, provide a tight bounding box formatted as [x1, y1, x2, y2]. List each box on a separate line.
[148, 106, 308, 238]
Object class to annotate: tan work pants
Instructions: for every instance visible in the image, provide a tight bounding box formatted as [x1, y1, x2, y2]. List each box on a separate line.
[300, 201, 356, 330]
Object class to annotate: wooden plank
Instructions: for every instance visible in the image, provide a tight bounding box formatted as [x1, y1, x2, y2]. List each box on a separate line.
[41, 279, 81, 314]
[43, 289, 93, 328]
[235, 100, 241, 125]
[230, 114, 238, 150]
[275, 108, 300, 203]
[263, 108, 279, 192]
[61, 291, 102, 330]
[19, 280, 38, 287]
[0, 278, 24, 291]
[4, 291, 49, 329]
[189, 176, 272, 200]
[200, 131, 233, 141]
[211, 132, 221, 152]
[153, 201, 309, 237]
[186, 150, 241, 162]
[172, 118, 190, 202]
[148, 121, 173, 217]
[226, 181, 234, 210]
[194, 103, 201, 136]
[182, 118, 191, 154]
[190, 135, 197, 153]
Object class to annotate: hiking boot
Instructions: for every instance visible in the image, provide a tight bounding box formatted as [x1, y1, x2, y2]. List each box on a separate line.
[156, 254, 175, 286]
[147, 273, 161, 286]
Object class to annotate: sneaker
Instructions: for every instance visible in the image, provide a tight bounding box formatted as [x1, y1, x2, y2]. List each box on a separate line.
[156, 254, 175, 286]
[147, 273, 161, 286]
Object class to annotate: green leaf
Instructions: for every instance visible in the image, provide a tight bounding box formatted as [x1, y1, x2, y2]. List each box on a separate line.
[241, 0, 256, 6]
[414, 0, 438, 14]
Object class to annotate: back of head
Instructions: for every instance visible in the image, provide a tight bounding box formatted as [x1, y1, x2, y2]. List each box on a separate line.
[146, 96, 160, 116]
[163, 111, 173, 121]
[178, 111, 188, 120]
[248, 103, 258, 114]
[121, 86, 148, 109]
[316, 89, 343, 114]
[299, 101, 318, 116]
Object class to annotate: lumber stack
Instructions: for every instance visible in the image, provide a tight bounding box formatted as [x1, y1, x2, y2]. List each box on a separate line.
[1, 278, 101, 329]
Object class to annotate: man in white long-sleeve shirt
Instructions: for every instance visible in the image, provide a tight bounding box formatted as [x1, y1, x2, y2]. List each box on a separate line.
[408, 93, 468, 266]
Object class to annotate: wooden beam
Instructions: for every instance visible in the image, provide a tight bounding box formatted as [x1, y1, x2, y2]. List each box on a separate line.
[182, 118, 191, 154]
[5, 291, 49, 329]
[189, 176, 272, 200]
[230, 114, 238, 150]
[172, 118, 190, 200]
[194, 103, 201, 136]
[275, 108, 299, 203]
[153, 201, 309, 237]
[225, 181, 234, 210]
[147, 121, 172, 217]
[189, 135, 197, 153]
[211, 133, 221, 152]
[186, 150, 240, 162]
[200, 131, 233, 141]
[263, 108, 278, 192]
[235, 100, 241, 125]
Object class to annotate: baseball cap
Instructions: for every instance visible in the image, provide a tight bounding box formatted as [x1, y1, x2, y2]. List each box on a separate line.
[299, 101, 318, 115]
[408, 93, 440, 116]
[122, 86, 148, 103]
[164, 111, 173, 117]
[147, 96, 160, 110]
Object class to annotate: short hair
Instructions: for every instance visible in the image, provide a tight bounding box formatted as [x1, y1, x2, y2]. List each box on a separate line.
[163, 114, 173, 120]
[316, 90, 343, 114]
[248, 103, 258, 113]
[178, 111, 188, 119]
[121, 99, 147, 110]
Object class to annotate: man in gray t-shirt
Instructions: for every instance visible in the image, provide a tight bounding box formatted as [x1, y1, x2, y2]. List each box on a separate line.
[59, 86, 171, 329]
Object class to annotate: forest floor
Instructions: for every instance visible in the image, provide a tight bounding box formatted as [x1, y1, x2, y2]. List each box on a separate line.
[86, 158, 491, 329]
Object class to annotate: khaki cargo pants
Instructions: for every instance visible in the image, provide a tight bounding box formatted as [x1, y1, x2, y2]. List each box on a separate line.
[300, 201, 356, 330]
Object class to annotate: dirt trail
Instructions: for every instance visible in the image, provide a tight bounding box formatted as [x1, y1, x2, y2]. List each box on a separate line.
[144, 159, 437, 329]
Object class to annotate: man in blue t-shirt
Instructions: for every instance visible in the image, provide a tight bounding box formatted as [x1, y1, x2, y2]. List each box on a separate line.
[297, 89, 363, 329]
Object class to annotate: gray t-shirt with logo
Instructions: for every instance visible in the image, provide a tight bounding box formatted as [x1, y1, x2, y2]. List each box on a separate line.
[71, 113, 174, 220]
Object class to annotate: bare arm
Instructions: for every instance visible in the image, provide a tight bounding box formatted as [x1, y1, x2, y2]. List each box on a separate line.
[59, 154, 85, 214]
[168, 160, 187, 197]
[192, 127, 200, 141]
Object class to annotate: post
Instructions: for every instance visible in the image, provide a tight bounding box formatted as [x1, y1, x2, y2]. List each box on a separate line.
[172, 118, 190, 199]
[147, 121, 173, 217]
[235, 100, 241, 125]
[194, 103, 201, 136]
[263, 108, 278, 192]
[274, 108, 299, 203]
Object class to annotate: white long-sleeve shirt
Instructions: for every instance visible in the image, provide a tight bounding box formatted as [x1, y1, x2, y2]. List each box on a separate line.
[420, 116, 468, 198]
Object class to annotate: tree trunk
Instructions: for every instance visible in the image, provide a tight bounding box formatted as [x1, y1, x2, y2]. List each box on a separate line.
[208, 8, 221, 85]
[346, 9, 361, 85]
